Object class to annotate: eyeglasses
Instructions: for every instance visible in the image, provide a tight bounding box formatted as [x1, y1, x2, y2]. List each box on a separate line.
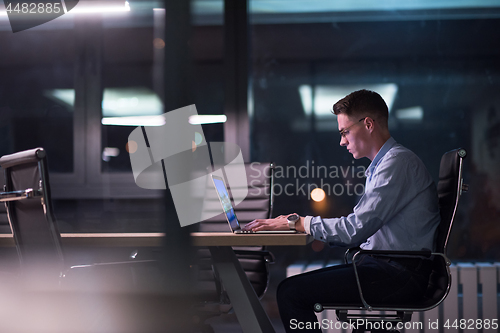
[339, 117, 366, 138]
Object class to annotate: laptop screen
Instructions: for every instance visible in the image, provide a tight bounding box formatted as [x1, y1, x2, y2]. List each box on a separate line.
[211, 175, 240, 231]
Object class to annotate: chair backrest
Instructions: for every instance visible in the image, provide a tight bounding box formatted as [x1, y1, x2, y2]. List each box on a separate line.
[199, 162, 275, 232]
[435, 148, 467, 255]
[0, 167, 12, 233]
[0, 148, 64, 271]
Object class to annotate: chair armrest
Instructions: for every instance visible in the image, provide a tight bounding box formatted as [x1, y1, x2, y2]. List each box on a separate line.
[232, 249, 275, 264]
[61, 260, 160, 292]
[349, 248, 433, 311]
[67, 259, 157, 269]
[355, 249, 433, 258]
[344, 247, 361, 264]
[0, 188, 42, 202]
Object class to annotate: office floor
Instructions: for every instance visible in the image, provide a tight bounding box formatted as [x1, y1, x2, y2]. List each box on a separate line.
[198, 284, 286, 333]
[205, 314, 286, 333]
[196, 244, 331, 333]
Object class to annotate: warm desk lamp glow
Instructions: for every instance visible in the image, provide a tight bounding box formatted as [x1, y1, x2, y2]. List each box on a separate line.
[311, 188, 326, 202]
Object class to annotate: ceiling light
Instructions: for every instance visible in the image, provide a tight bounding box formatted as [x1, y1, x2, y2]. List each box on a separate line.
[102, 116, 166, 126]
[298, 83, 398, 117]
[68, 1, 130, 14]
[188, 115, 227, 125]
[395, 106, 424, 121]
[101, 88, 163, 117]
[298, 85, 313, 116]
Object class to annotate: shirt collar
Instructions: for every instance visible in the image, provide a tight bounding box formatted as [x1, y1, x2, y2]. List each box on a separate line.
[365, 137, 396, 178]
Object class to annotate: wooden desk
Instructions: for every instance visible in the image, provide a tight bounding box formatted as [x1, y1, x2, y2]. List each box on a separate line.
[0, 233, 166, 247]
[0, 232, 312, 247]
[191, 232, 313, 333]
[61, 233, 166, 247]
[0, 231, 313, 333]
[190, 231, 312, 247]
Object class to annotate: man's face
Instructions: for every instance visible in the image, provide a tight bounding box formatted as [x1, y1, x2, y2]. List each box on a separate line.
[337, 114, 370, 159]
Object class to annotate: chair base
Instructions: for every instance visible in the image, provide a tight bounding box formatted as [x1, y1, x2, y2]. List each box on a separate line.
[336, 309, 413, 322]
[353, 329, 400, 333]
[333, 309, 411, 333]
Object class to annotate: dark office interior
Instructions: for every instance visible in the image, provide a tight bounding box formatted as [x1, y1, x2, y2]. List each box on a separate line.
[0, 0, 499, 332]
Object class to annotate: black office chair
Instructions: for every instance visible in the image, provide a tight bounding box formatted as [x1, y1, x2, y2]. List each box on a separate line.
[194, 163, 276, 326]
[313, 148, 468, 333]
[0, 148, 158, 290]
[0, 167, 13, 234]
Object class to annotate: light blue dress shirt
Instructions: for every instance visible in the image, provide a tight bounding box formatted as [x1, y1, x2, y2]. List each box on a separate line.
[304, 137, 440, 251]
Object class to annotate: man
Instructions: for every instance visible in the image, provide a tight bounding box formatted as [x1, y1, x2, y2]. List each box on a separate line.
[243, 89, 440, 332]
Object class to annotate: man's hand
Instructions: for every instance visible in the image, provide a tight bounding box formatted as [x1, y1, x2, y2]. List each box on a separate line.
[242, 213, 303, 232]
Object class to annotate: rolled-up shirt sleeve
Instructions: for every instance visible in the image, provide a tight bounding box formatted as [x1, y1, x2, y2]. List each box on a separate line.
[308, 153, 422, 247]
[303, 216, 313, 234]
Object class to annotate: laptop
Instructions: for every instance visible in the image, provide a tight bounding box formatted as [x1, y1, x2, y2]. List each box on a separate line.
[211, 175, 297, 234]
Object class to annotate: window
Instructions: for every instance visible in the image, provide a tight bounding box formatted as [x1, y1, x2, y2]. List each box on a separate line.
[248, 0, 500, 260]
[0, 29, 75, 173]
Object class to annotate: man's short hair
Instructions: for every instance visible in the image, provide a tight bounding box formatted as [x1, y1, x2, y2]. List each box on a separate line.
[332, 89, 389, 128]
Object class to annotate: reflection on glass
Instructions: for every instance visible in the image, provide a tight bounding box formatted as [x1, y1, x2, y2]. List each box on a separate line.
[0, 28, 75, 173]
[100, 88, 164, 171]
[298, 83, 398, 117]
[102, 87, 163, 117]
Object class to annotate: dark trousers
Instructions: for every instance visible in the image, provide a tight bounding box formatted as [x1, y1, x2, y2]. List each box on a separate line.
[277, 255, 432, 333]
